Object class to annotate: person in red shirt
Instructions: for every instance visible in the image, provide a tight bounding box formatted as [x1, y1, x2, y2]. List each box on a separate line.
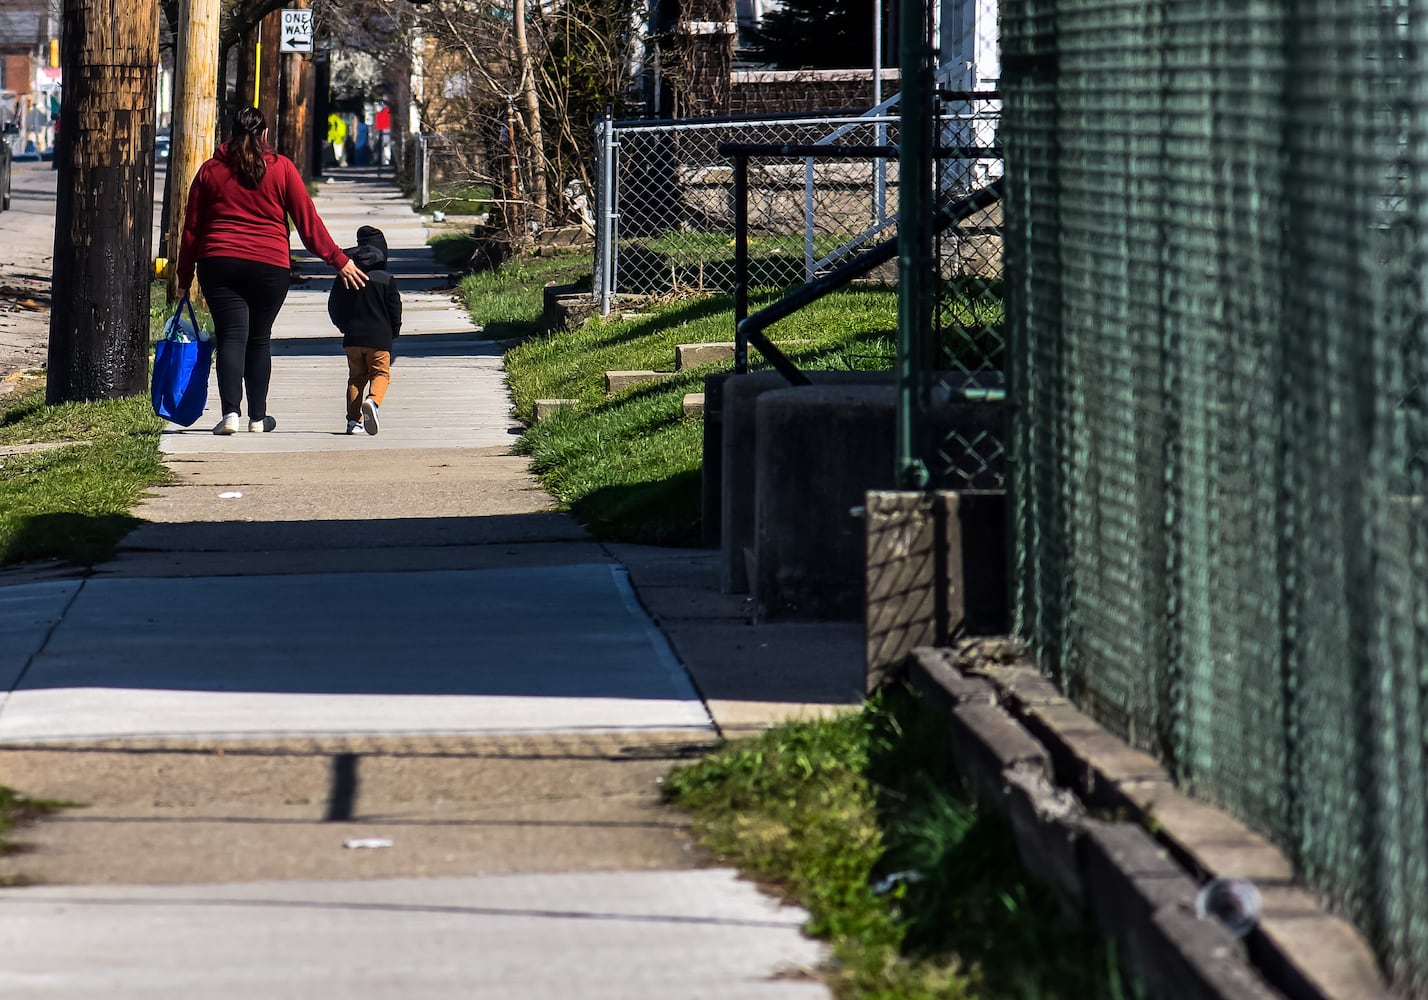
[177, 106, 366, 435]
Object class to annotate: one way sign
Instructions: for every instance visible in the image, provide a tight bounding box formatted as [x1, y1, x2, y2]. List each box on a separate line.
[279, 9, 313, 53]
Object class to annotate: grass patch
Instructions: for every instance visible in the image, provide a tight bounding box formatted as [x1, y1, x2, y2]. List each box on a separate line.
[0, 379, 168, 567]
[422, 182, 494, 216]
[430, 232, 480, 269]
[501, 283, 898, 545]
[664, 690, 1137, 1000]
[457, 249, 594, 340]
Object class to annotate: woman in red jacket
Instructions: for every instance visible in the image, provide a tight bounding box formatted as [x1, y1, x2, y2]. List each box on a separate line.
[177, 106, 366, 434]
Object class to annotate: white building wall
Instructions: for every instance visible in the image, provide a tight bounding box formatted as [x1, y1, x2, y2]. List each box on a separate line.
[940, 0, 1000, 90]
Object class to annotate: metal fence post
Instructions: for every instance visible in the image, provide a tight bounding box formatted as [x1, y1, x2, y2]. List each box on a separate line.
[734, 152, 750, 374]
[596, 116, 615, 316]
[896, 0, 934, 490]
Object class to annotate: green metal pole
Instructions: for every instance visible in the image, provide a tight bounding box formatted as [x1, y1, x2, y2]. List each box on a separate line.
[896, 0, 933, 489]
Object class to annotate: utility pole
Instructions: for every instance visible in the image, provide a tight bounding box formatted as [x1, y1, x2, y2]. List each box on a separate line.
[48, 0, 160, 404]
[277, 0, 312, 177]
[257, 9, 282, 128]
[167, 0, 220, 303]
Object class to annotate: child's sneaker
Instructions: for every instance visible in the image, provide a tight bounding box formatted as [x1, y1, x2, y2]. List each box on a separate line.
[346, 420, 363, 435]
[361, 397, 380, 435]
[213, 412, 239, 435]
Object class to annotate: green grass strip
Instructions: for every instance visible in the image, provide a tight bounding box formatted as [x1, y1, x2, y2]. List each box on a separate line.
[664, 691, 1138, 1000]
[0, 382, 168, 567]
[500, 280, 897, 545]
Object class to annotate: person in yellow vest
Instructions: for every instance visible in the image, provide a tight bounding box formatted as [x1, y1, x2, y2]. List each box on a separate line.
[327, 113, 348, 167]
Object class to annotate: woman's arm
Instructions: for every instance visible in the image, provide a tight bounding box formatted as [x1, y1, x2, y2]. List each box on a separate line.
[279, 157, 363, 287]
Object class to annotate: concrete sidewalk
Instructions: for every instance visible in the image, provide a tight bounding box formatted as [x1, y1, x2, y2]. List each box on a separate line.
[0, 166, 860, 998]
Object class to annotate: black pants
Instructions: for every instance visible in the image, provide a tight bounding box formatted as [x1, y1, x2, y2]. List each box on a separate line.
[197, 256, 291, 420]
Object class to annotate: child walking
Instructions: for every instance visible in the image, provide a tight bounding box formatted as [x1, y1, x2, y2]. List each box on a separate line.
[328, 225, 402, 435]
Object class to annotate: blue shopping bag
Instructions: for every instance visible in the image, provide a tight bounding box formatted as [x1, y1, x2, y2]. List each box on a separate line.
[151, 293, 214, 427]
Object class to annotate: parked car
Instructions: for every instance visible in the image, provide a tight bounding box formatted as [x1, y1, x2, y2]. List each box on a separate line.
[1, 121, 15, 211]
[155, 131, 170, 162]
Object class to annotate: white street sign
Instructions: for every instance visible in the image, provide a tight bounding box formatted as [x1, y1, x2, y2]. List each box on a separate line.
[279, 9, 313, 53]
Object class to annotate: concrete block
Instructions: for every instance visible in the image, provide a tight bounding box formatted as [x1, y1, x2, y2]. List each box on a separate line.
[719, 371, 892, 595]
[977, 661, 1066, 708]
[1001, 763, 1086, 908]
[532, 398, 579, 422]
[1250, 884, 1395, 1000]
[604, 370, 675, 394]
[946, 701, 1051, 807]
[1146, 790, 1295, 883]
[1080, 822, 1278, 1000]
[905, 647, 998, 711]
[865, 492, 940, 686]
[1016, 700, 1168, 810]
[753, 384, 898, 620]
[541, 282, 595, 334]
[681, 393, 705, 417]
[675, 343, 735, 370]
[700, 372, 733, 550]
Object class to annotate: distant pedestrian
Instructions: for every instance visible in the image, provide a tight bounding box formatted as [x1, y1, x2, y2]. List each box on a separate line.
[328, 225, 401, 435]
[177, 106, 366, 434]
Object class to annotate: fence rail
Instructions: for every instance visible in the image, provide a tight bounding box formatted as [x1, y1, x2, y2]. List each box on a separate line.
[593, 103, 1000, 313]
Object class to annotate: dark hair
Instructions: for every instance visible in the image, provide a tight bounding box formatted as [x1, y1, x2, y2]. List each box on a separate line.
[225, 106, 269, 189]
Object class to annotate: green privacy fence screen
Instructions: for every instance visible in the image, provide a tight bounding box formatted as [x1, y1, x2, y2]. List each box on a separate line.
[1000, 0, 1428, 992]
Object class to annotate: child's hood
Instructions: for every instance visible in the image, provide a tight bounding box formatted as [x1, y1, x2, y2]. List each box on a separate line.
[345, 225, 388, 271]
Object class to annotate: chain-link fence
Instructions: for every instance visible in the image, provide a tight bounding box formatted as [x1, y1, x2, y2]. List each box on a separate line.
[1001, 2, 1428, 992]
[596, 112, 923, 311]
[930, 94, 1004, 490]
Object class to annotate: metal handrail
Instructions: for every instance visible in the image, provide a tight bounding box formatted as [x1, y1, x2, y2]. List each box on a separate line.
[720, 145, 1003, 384]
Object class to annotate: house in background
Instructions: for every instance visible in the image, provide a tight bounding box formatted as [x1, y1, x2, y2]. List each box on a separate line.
[0, 0, 58, 153]
[627, 0, 1000, 121]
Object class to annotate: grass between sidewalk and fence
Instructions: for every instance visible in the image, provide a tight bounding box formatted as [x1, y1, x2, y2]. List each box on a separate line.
[477, 251, 899, 544]
[664, 690, 1138, 1000]
[0, 283, 178, 568]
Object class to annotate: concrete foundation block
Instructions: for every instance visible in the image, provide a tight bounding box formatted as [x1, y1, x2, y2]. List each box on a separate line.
[700, 372, 733, 550]
[905, 647, 998, 710]
[1081, 822, 1279, 1000]
[681, 393, 705, 417]
[864, 490, 1008, 686]
[865, 492, 940, 680]
[719, 371, 893, 594]
[1001, 763, 1086, 909]
[947, 701, 1052, 807]
[532, 398, 580, 422]
[541, 282, 595, 334]
[605, 370, 675, 394]
[676, 343, 735, 370]
[752, 384, 898, 618]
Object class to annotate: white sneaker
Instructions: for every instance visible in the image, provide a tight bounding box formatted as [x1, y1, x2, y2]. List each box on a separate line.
[213, 412, 239, 435]
[248, 416, 277, 433]
[346, 420, 363, 435]
[361, 397, 380, 436]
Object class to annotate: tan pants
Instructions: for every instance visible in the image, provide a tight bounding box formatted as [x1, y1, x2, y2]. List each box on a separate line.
[345, 347, 391, 422]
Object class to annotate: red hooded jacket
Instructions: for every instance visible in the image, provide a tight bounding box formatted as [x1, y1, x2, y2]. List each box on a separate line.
[177, 145, 349, 288]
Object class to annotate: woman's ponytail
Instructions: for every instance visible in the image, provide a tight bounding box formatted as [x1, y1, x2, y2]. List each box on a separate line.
[225, 106, 269, 189]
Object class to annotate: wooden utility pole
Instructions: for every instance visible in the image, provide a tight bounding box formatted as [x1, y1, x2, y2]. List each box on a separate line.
[166, 0, 220, 302]
[48, 0, 160, 404]
[277, 1, 312, 176]
[257, 9, 282, 128]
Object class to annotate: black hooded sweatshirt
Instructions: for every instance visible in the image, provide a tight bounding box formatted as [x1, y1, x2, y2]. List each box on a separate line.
[327, 225, 402, 351]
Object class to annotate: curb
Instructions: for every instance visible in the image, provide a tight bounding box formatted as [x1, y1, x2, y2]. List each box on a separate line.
[906, 644, 1395, 1000]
